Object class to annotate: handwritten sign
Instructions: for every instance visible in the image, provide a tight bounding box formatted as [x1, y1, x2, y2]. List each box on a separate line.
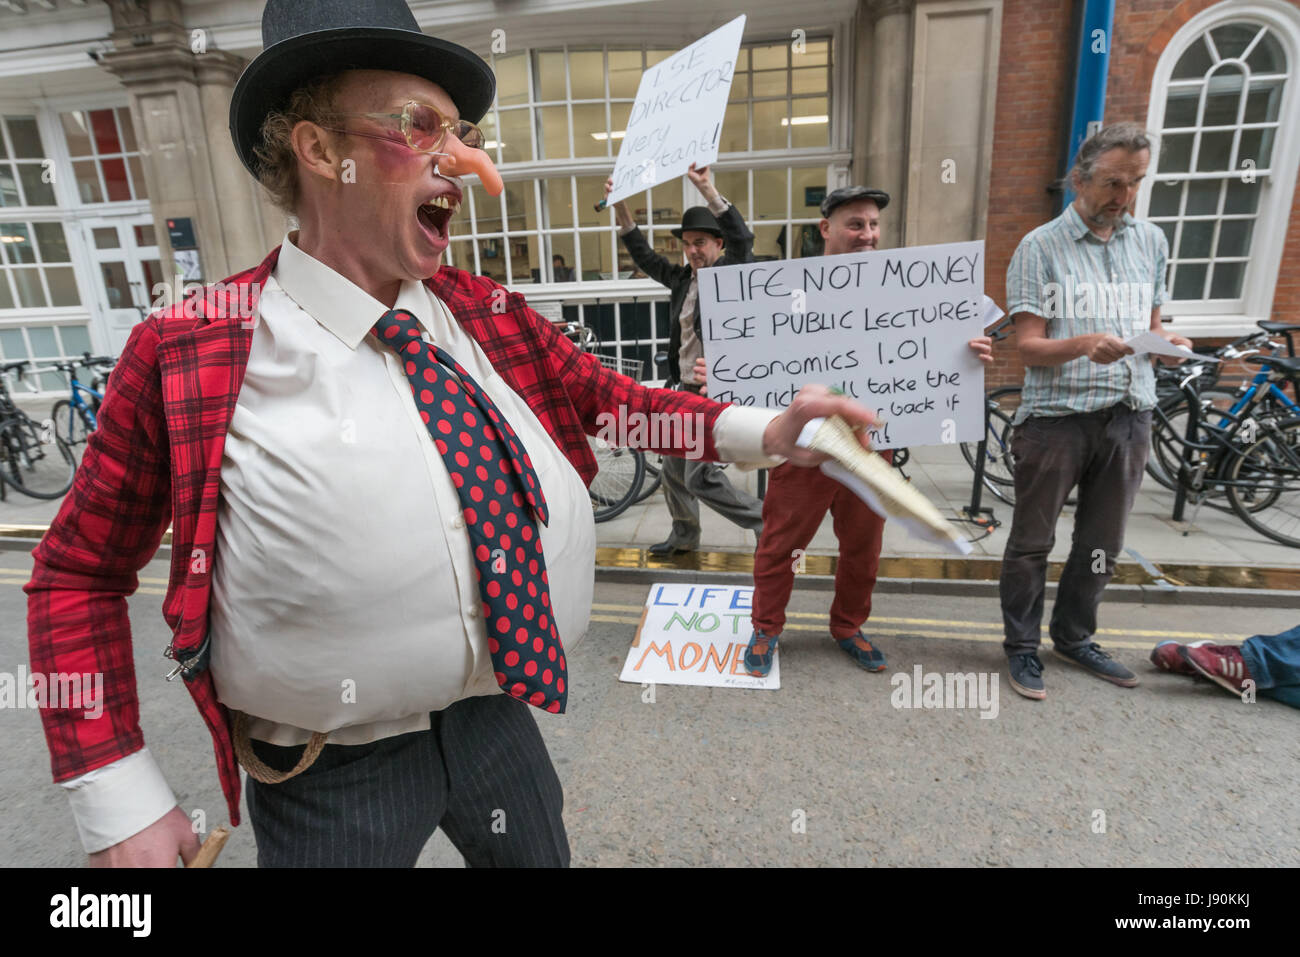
[618, 583, 778, 690]
[698, 241, 987, 449]
[605, 15, 746, 205]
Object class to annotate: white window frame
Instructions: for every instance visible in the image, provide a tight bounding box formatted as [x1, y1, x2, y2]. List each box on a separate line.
[1140, 0, 1300, 337]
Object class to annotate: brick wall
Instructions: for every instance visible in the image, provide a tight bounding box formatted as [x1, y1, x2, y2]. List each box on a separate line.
[985, 0, 1300, 387]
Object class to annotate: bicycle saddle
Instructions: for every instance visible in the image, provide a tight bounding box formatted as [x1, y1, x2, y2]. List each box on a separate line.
[1245, 354, 1300, 374]
[1257, 321, 1300, 334]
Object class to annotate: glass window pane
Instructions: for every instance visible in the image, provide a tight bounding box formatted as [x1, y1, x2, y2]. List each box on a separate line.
[89, 109, 122, 154]
[752, 69, 787, 97]
[28, 325, 57, 356]
[0, 329, 26, 356]
[609, 49, 642, 98]
[142, 259, 163, 290]
[446, 238, 473, 270]
[34, 222, 69, 262]
[92, 227, 119, 249]
[1245, 30, 1284, 73]
[59, 324, 92, 356]
[1158, 220, 1176, 250]
[571, 103, 607, 158]
[538, 106, 569, 159]
[1209, 261, 1244, 299]
[569, 50, 605, 100]
[101, 157, 130, 202]
[609, 101, 633, 139]
[0, 276, 13, 309]
[1244, 81, 1283, 123]
[1195, 130, 1233, 171]
[116, 107, 137, 152]
[1177, 220, 1214, 259]
[1224, 178, 1260, 214]
[128, 156, 148, 199]
[752, 44, 787, 70]
[713, 169, 747, 210]
[1172, 262, 1207, 299]
[752, 223, 783, 261]
[471, 181, 504, 234]
[1216, 218, 1254, 258]
[720, 102, 748, 153]
[0, 164, 17, 206]
[14, 269, 48, 308]
[1172, 38, 1212, 79]
[576, 174, 608, 227]
[134, 223, 156, 247]
[18, 164, 56, 206]
[1201, 69, 1244, 126]
[537, 51, 567, 101]
[1163, 88, 1200, 128]
[646, 49, 674, 68]
[1185, 178, 1219, 215]
[544, 176, 575, 229]
[753, 168, 787, 222]
[792, 166, 827, 214]
[477, 237, 507, 282]
[60, 112, 92, 157]
[73, 160, 103, 203]
[495, 53, 530, 107]
[752, 100, 787, 150]
[791, 97, 829, 148]
[1158, 133, 1193, 173]
[2, 223, 35, 263]
[1150, 180, 1182, 216]
[0, 126, 6, 159]
[1210, 23, 1259, 61]
[734, 48, 749, 72]
[99, 261, 131, 308]
[549, 234, 575, 281]
[799, 40, 830, 67]
[6, 116, 45, 159]
[497, 108, 533, 163]
[578, 231, 607, 278]
[792, 67, 827, 96]
[728, 72, 750, 101]
[45, 267, 80, 307]
[1237, 128, 1274, 169]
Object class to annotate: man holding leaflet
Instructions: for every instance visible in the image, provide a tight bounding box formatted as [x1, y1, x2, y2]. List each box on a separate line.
[1000, 123, 1193, 700]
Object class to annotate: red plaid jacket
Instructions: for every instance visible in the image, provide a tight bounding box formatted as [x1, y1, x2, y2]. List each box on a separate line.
[26, 244, 726, 828]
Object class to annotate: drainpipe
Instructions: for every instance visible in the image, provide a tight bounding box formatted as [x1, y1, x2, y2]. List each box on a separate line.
[1059, 0, 1116, 212]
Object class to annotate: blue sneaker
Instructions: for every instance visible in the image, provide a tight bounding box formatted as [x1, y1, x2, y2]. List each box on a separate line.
[835, 632, 887, 672]
[744, 631, 779, 677]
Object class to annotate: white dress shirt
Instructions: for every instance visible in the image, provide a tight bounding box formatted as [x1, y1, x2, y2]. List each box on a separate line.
[60, 232, 780, 852]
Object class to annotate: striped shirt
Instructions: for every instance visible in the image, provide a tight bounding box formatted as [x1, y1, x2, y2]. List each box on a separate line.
[1007, 203, 1169, 422]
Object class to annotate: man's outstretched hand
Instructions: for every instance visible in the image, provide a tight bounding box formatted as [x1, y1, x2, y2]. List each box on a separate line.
[88, 805, 201, 868]
[761, 384, 880, 466]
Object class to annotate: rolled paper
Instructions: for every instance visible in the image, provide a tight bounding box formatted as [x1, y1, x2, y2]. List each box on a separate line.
[797, 416, 973, 555]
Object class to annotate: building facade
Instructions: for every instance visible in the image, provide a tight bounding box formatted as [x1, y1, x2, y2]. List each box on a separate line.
[0, 0, 1295, 393]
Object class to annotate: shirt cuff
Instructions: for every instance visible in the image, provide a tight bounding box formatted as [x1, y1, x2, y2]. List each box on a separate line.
[60, 747, 178, 854]
[714, 405, 785, 469]
[706, 194, 730, 217]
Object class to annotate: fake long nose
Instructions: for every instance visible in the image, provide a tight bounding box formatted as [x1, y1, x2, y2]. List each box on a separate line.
[439, 133, 504, 196]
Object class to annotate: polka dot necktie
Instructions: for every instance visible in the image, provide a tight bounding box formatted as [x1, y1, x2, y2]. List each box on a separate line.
[372, 309, 567, 714]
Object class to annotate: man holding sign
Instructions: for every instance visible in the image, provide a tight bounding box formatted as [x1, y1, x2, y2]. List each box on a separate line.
[695, 186, 992, 676]
[605, 167, 766, 556]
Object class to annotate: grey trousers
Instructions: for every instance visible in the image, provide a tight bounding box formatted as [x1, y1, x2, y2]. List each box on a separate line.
[660, 456, 765, 547]
[1000, 405, 1151, 657]
[245, 693, 569, 867]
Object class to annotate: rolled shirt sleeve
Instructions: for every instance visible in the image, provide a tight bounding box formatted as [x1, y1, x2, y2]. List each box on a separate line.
[60, 747, 177, 854]
[714, 405, 784, 469]
[1005, 234, 1053, 319]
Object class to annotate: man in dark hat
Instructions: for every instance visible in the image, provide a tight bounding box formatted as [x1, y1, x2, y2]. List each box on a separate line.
[26, 0, 882, 868]
[603, 165, 765, 556]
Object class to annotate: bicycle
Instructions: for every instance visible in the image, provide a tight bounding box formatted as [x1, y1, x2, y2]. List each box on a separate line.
[0, 360, 76, 500]
[1155, 359, 1300, 548]
[50, 352, 116, 450]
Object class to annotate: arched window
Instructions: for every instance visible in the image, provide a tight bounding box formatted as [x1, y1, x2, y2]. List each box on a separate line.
[1142, 4, 1300, 335]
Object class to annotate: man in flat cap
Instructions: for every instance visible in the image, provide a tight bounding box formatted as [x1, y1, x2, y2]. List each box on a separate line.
[604, 167, 766, 556]
[26, 0, 881, 868]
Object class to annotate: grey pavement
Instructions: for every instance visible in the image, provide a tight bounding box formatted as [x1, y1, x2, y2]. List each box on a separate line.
[3, 552, 1297, 867]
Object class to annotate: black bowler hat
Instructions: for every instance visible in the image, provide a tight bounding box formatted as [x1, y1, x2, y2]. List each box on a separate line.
[820, 185, 890, 218]
[671, 206, 724, 239]
[229, 0, 496, 176]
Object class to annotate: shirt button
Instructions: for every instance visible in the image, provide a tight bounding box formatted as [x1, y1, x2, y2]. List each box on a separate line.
[467, 606, 480, 619]
[452, 515, 465, 529]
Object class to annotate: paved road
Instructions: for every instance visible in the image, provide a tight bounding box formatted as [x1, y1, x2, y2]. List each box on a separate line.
[3, 551, 1297, 867]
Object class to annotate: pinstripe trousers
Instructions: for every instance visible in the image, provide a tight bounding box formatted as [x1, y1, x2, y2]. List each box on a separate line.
[244, 693, 570, 867]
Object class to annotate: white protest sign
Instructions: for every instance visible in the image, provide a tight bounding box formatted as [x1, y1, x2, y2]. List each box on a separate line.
[605, 15, 746, 205]
[698, 240, 986, 449]
[618, 583, 778, 690]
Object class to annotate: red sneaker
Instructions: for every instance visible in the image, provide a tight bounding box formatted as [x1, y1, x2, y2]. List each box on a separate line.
[1180, 644, 1252, 695]
[1149, 640, 1211, 676]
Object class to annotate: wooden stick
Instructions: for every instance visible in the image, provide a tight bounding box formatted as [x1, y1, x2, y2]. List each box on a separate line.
[186, 826, 230, 868]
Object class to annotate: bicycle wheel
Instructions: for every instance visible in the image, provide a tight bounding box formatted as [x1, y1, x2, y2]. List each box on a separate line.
[960, 405, 1017, 504]
[1225, 417, 1300, 548]
[1146, 388, 1239, 493]
[0, 415, 75, 499]
[633, 451, 663, 503]
[50, 399, 93, 449]
[588, 435, 645, 522]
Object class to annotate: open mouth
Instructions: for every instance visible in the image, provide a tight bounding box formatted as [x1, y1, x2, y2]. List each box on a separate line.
[416, 191, 462, 243]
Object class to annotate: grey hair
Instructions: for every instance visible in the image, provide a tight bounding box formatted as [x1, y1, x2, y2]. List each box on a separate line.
[1070, 122, 1154, 184]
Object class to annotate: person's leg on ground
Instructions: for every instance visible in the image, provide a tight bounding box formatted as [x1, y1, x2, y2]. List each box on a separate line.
[827, 476, 887, 671]
[681, 459, 764, 537]
[652, 452, 701, 554]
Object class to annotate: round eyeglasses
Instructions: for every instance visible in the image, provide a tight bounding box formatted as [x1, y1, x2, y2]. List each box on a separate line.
[318, 100, 486, 154]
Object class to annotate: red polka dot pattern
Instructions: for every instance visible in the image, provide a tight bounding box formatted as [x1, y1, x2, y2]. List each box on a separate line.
[372, 308, 565, 714]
